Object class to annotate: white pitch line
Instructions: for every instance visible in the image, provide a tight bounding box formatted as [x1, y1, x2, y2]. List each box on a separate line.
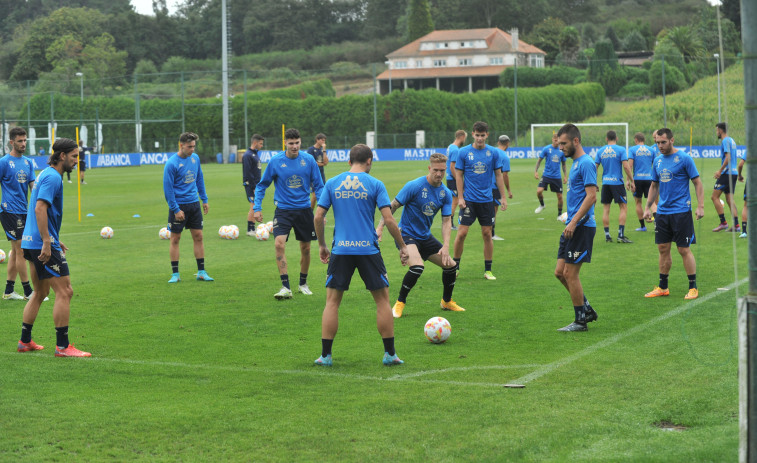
[511, 278, 747, 385]
[1, 352, 520, 388]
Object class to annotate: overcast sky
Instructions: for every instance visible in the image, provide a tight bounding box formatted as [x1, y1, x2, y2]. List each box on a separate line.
[131, 0, 179, 16]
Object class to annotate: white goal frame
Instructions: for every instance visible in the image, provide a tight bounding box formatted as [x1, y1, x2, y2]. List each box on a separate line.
[530, 122, 629, 158]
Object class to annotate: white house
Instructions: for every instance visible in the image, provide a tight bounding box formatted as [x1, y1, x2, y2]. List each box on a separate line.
[378, 28, 547, 94]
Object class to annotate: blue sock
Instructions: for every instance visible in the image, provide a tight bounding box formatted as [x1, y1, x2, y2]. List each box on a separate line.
[280, 274, 290, 290]
[618, 225, 625, 237]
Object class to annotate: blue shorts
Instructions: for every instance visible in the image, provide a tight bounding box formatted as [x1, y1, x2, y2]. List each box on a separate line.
[459, 201, 494, 227]
[557, 226, 595, 264]
[714, 174, 738, 194]
[601, 184, 627, 204]
[655, 212, 696, 248]
[325, 253, 389, 291]
[273, 208, 316, 242]
[538, 177, 563, 193]
[168, 202, 203, 233]
[399, 234, 443, 261]
[24, 248, 70, 280]
[0, 211, 26, 241]
[633, 180, 653, 198]
[446, 179, 457, 196]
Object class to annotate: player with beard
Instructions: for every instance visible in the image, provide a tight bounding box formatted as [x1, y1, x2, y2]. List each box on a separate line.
[17, 138, 91, 356]
[554, 124, 599, 332]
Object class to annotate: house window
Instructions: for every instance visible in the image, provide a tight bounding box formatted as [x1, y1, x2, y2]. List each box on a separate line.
[433, 59, 447, 67]
[529, 55, 544, 68]
[458, 58, 472, 66]
[490, 57, 504, 65]
[394, 61, 407, 69]
[415, 60, 423, 68]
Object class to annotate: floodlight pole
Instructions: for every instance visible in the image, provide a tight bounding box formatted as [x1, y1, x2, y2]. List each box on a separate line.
[661, 55, 667, 127]
[717, 4, 728, 124]
[221, 0, 230, 162]
[373, 63, 378, 148]
[715, 53, 722, 122]
[740, 0, 757, 461]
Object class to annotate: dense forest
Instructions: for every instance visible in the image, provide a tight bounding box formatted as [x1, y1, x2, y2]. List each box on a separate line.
[0, 0, 742, 84]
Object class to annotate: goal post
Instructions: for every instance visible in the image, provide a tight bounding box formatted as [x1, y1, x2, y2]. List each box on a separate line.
[530, 122, 629, 159]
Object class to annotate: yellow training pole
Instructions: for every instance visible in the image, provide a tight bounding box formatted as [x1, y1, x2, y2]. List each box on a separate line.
[282, 124, 285, 151]
[76, 127, 82, 222]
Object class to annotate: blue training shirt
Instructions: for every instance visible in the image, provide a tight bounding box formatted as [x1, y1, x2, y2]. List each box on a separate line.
[254, 151, 324, 212]
[539, 145, 566, 179]
[628, 144, 655, 180]
[651, 149, 699, 215]
[396, 176, 453, 241]
[456, 143, 501, 203]
[491, 148, 510, 189]
[446, 143, 459, 181]
[595, 144, 628, 186]
[318, 171, 391, 255]
[566, 154, 597, 228]
[0, 154, 36, 214]
[21, 166, 63, 251]
[163, 152, 208, 213]
[721, 136, 739, 175]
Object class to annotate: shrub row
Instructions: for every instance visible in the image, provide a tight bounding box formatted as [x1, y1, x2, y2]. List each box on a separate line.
[22, 82, 605, 151]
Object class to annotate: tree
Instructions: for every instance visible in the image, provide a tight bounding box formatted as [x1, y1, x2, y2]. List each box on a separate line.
[664, 26, 704, 63]
[365, 0, 407, 40]
[526, 17, 566, 64]
[721, 0, 741, 32]
[604, 26, 620, 51]
[588, 39, 617, 81]
[406, 0, 434, 42]
[581, 23, 598, 47]
[622, 30, 647, 51]
[558, 26, 580, 65]
[9, 7, 110, 81]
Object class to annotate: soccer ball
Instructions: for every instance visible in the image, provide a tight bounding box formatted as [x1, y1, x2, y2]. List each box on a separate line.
[266, 221, 274, 233]
[255, 226, 270, 241]
[558, 212, 568, 224]
[218, 225, 230, 239]
[424, 317, 451, 344]
[100, 226, 114, 239]
[0, 249, 5, 263]
[159, 227, 171, 240]
[228, 225, 239, 240]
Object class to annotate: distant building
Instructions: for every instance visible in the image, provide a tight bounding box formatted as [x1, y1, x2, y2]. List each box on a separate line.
[617, 51, 654, 67]
[378, 28, 547, 95]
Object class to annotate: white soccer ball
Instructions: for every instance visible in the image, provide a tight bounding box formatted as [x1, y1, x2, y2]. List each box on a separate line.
[219, 225, 230, 239]
[159, 227, 171, 240]
[266, 221, 274, 233]
[424, 316, 451, 344]
[0, 249, 5, 263]
[228, 225, 239, 240]
[255, 227, 270, 241]
[558, 212, 568, 224]
[100, 226, 114, 239]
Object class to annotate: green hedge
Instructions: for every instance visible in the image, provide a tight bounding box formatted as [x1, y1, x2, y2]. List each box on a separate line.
[500, 66, 587, 87]
[22, 82, 605, 152]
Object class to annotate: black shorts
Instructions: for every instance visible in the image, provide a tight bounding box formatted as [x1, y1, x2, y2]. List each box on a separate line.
[538, 177, 563, 193]
[0, 211, 26, 241]
[633, 180, 653, 198]
[655, 212, 696, 248]
[557, 226, 595, 264]
[168, 201, 203, 233]
[273, 208, 316, 242]
[399, 234, 443, 261]
[244, 185, 255, 203]
[714, 174, 738, 194]
[446, 179, 457, 196]
[601, 184, 627, 204]
[24, 248, 70, 280]
[79, 159, 86, 172]
[325, 253, 389, 291]
[459, 201, 494, 227]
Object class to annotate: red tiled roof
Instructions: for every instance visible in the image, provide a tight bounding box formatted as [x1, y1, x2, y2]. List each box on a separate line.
[377, 65, 508, 80]
[387, 28, 545, 58]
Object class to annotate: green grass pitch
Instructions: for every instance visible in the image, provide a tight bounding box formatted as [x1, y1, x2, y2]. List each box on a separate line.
[0, 157, 746, 461]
